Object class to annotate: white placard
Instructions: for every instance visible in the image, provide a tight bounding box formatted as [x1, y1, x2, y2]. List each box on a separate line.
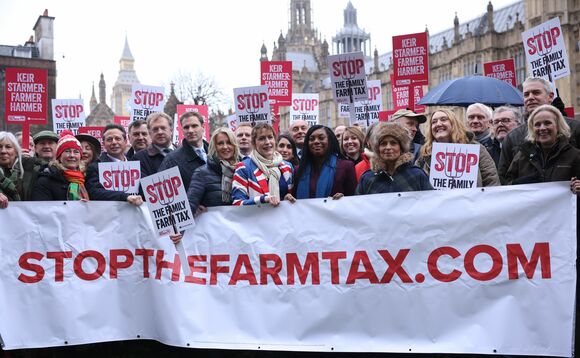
[353, 79, 382, 127]
[51, 99, 86, 135]
[290, 93, 319, 126]
[129, 84, 166, 122]
[0, 183, 575, 357]
[233, 85, 271, 126]
[327, 52, 368, 104]
[522, 17, 570, 81]
[429, 142, 480, 190]
[98, 161, 141, 194]
[140, 166, 195, 237]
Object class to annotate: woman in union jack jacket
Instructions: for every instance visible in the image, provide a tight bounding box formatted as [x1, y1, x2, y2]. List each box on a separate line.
[232, 123, 296, 206]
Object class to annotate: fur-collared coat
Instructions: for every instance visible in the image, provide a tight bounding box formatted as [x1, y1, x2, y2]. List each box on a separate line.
[356, 152, 433, 194]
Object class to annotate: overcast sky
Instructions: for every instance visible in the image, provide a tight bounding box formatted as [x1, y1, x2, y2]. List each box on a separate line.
[0, 0, 518, 111]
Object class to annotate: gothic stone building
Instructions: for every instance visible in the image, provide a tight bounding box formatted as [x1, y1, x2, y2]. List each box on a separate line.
[261, 0, 580, 130]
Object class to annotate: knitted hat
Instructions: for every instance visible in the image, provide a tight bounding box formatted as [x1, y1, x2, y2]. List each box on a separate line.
[56, 130, 82, 159]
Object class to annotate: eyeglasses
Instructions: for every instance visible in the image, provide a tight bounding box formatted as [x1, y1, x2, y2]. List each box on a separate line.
[492, 118, 514, 125]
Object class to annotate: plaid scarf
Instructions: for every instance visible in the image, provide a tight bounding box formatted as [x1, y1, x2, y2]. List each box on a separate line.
[0, 167, 21, 201]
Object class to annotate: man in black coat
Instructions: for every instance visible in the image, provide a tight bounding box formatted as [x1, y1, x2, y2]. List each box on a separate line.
[133, 113, 175, 177]
[498, 77, 580, 182]
[125, 119, 150, 160]
[158, 111, 208, 191]
[85, 124, 143, 205]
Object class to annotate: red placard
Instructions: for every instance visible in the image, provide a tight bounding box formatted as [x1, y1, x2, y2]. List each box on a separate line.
[5, 67, 48, 124]
[261, 61, 292, 107]
[564, 107, 575, 119]
[483, 59, 517, 87]
[114, 116, 131, 133]
[392, 32, 429, 87]
[390, 74, 426, 112]
[78, 126, 105, 144]
[175, 105, 210, 143]
[378, 110, 397, 122]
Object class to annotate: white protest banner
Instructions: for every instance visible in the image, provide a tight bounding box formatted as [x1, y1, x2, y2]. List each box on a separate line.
[140, 166, 194, 237]
[522, 17, 570, 81]
[51, 99, 86, 135]
[327, 52, 367, 104]
[290, 93, 319, 126]
[234, 85, 271, 126]
[429, 142, 480, 189]
[0, 183, 575, 356]
[129, 84, 165, 122]
[98, 161, 141, 194]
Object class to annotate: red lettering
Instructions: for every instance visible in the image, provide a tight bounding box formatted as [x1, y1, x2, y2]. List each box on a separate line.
[428, 247, 461, 282]
[46, 251, 73, 282]
[74, 250, 106, 281]
[286, 252, 320, 285]
[229, 254, 257, 285]
[155, 250, 181, 281]
[18, 252, 45, 283]
[184, 255, 207, 284]
[464, 245, 503, 281]
[434, 152, 445, 171]
[378, 249, 412, 283]
[259, 254, 283, 285]
[507, 243, 551, 279]
[210, 254, 230, 285]
[135, 248, 154, 278]
[321, 251, 347, 284]
[346, 250, 379, 284]
[109, 249, 134, 279]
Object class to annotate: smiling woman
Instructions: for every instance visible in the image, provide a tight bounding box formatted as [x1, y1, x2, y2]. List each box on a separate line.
[506, 104, 580, 191]
[32, 131, 89, 201]
[416, 108, 500, 187]
[231, 123, 295, 206]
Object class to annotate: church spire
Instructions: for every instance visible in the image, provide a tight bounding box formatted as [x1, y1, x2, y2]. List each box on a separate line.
[99, 73, 106, 104]
[90, 82, 97, 111]
[121, 35, 134, 61]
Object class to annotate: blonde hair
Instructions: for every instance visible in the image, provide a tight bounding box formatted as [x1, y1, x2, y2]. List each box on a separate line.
[526, 104, 570, 142]
[421, 108, 469, 157]
[145, 112, 173, 129]
[340, 126, 364, 157]
[208, 127, 240, 164]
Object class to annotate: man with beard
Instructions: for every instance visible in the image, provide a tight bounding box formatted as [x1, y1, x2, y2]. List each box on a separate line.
[487, 106, 522, 166]
[126, 119, 150, 160]
[290, 119, 308, 158]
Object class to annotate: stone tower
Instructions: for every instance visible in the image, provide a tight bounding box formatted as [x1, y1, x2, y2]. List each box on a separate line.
[111, 36, 140, 116]
[332, 2, 371, 55]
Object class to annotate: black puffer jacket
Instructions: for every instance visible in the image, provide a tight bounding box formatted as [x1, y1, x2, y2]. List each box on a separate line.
[187, 158, 230, 213]
[32, 166, 71, 201]
[505, 136, 580, 184]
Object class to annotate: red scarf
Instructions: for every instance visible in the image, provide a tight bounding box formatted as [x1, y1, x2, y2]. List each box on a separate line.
[62, 169, 89, 201]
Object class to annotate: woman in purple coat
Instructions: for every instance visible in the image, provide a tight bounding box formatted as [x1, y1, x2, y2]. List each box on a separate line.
[294, 125, 357, 199]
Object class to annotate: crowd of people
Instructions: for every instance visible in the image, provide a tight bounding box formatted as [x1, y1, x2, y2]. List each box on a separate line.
[1, 76, 580, 215]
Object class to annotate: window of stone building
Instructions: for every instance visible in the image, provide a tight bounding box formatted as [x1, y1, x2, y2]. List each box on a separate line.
[514, 48, 526, 86]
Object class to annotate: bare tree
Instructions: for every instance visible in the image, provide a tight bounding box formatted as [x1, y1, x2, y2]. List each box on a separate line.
[171, 70, 228, 110]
